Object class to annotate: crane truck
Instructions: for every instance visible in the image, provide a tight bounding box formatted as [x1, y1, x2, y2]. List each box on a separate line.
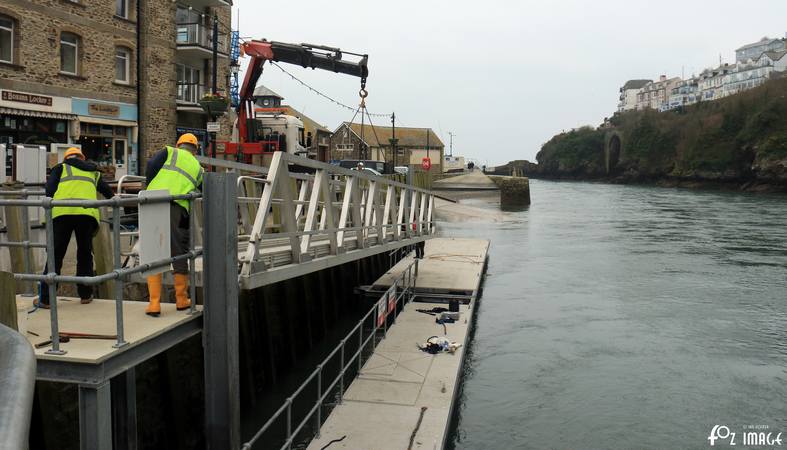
[218, 40, 368, 165]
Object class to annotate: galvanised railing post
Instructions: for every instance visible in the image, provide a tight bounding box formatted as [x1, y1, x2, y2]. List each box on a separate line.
[339, 339, 345, 404]
[188, 195, 197, 315]
[316, 364, 322, 439]
[20, 199, 32, 294]
[357, 321, 363, 373]
[286, 397, 293, 450]
[43, 202, 65, 355]
[112, 201, 127, 348]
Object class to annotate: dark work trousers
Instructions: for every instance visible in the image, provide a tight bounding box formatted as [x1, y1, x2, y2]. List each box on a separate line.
[170, 203, 191, 274]
[39, 215, 98, 304]
[415, 241, 425, 259]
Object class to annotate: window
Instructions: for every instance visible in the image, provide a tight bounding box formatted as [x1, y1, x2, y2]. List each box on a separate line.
[116, 0, 128, 18]
[176, 63, 201, 103]
[115, 47, 130, 83]
[60, 32, 79, 75]
[0, 15, 13, 64]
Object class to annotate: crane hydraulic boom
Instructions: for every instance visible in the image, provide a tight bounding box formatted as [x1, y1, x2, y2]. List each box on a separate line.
[236, 40, 369, 145]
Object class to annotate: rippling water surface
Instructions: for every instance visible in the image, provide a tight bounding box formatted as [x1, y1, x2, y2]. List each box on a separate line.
[445, 180, 787, 449]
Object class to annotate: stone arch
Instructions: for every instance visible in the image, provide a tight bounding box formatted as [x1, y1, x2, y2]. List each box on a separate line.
[605, 131, 623, 174]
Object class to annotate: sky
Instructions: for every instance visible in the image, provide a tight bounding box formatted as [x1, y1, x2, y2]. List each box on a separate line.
[231, 0, 787, 166]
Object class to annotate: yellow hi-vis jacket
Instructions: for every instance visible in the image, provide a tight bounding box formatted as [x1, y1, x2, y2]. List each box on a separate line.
[52, 164, 101, 226]
[146, 146, 203, 211]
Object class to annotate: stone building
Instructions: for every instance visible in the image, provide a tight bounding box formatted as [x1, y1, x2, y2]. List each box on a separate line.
[331, 122, 444, 172]
[0, 0, 232, 180]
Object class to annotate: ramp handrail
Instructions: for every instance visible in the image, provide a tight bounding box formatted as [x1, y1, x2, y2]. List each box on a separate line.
[0, 192, 202, 354]
[240, 152, 435, 281]
[0, 323, 36, 450]
[241, 258, 419, 450]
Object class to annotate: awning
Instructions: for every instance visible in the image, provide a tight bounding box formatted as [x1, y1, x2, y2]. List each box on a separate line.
[0, 106, 76, 121]
[77, 115, 137, 127]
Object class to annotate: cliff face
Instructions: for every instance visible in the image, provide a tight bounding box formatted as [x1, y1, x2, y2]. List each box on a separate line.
[525, 77, 787, 189]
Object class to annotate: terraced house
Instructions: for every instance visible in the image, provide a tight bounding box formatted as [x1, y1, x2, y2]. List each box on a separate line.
[0, 0, 232, 180]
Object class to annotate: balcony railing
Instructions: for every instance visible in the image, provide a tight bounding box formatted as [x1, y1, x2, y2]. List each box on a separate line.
[176, 23, 228, 54]
[177, 82, 207, 104]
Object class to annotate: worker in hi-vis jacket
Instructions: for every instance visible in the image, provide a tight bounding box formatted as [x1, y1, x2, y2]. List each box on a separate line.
[37, 147, 114, 308]
[144, 133, 203, 317]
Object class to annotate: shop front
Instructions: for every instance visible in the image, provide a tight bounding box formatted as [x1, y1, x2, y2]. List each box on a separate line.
[72, 98, 138, 180]
[0, 89, 74, 147]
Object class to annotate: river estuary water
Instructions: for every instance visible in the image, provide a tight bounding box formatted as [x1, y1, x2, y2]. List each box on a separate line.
[443, 180, 787, 449]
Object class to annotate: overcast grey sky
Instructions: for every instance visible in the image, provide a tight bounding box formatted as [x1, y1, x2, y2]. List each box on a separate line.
[231, 0, 787, 166]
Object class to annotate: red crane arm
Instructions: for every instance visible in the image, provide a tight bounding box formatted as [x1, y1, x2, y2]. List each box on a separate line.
[237, 40, 368, 144]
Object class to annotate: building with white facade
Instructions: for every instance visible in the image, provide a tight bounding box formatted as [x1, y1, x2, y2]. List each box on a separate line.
[617, 79, 651, 112]
[664, 78, 700, 111]
[698, 64, 736, 102]
[735, 36, 786, 63]
[758, 49, 787, 72]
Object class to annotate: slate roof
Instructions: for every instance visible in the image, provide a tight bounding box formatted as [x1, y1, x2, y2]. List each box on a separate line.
[335, 122, 444, 148]
[736, 37, 782, 52]
[622, 79, 651, 90]
[252, 85, 283, 99]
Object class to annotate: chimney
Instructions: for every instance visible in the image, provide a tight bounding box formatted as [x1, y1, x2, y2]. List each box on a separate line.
[660, 74, 667, 82]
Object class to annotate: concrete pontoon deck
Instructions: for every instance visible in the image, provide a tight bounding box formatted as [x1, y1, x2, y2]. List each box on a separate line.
[372, 238, 489, 298]
[16, 295, 202, 383]
[307, 238, 489, 450]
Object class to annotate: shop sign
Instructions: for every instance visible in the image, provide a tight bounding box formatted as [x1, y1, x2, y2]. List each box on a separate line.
[88, 103, 120, 117]
[1, 90, 53, 107]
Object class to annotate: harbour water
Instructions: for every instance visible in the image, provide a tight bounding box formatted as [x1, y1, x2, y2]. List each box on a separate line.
[444, 180, 787, 449]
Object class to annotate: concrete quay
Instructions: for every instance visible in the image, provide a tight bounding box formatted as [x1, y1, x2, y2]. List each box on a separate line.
[307, 238, 489, 450]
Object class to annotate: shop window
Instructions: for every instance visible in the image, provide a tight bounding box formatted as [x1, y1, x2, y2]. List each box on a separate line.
[115, 47, 130, 83]
[0, 15, 13, 64]
[60, 32, 80, 75]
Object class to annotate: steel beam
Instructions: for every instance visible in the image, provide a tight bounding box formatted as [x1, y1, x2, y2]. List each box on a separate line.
[79, 381, 112, 450]
[202, 172, 241, 450]
[111, 368, 138, 450]
[240, 235, 429, 289]
[35, 314, 202, 385]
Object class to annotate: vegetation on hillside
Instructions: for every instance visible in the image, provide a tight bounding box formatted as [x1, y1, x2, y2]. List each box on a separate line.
[530, 76, 787, 185]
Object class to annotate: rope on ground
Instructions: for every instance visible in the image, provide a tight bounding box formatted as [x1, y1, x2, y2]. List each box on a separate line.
[407, 406, 428, 450]
[320, 435, 347, 450]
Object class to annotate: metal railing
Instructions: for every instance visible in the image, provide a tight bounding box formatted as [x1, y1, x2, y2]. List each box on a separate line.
[0, 323, 36, 450]
[239, 152, 436, 281]
[241, 258, 419, 450]
[176, 22, 229, 53]
[0, 192, 202, 354]
[176, 82, 208, 104]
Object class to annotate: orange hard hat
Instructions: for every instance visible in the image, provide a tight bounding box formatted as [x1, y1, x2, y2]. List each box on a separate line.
[63, 147, 85, 160]
[176, 133, 199, 148]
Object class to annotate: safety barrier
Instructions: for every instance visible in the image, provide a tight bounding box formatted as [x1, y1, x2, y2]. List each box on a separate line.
[241, 258, 419, 450]
[0, 192, 202, 354]
[0, 323, 36, 450]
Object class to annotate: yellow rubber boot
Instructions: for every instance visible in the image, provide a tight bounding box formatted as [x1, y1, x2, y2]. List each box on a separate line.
[146, 274, 162, 317]
[174, 273, 191, 311]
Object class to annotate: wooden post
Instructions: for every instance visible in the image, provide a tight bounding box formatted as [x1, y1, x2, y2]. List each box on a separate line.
[0, 271, 18, 331]
[92, 206, 114, 299]
[3, 181, 34, 293]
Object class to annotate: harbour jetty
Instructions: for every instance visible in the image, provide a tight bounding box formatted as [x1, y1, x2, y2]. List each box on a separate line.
[307, 238, 489, 450]
[433, 171, 530, 209]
